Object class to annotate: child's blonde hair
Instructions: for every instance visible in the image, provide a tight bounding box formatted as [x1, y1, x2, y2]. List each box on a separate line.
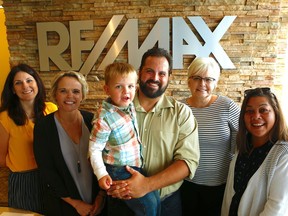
[104, 62, 137, 84]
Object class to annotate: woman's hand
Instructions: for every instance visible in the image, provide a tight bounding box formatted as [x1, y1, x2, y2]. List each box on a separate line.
[90, 191, 106, 215]
[62, 197, 93, 216]
[73, 200, 93, 216]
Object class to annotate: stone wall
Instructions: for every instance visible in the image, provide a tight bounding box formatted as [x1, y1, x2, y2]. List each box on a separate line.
[1, 0, 288, 111]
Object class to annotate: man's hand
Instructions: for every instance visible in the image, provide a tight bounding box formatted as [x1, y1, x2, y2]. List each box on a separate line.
[107, 166, 150, 199]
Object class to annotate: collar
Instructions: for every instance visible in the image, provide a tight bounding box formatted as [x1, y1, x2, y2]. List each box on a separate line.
[133, 91, 174, 113]
[103, 98, 133, 114]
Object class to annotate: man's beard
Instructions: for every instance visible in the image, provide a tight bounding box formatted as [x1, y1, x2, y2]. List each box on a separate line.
[139, 79, 168, 98]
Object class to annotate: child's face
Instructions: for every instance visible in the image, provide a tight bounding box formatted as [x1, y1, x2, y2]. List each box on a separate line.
[104, 72, 138, 107]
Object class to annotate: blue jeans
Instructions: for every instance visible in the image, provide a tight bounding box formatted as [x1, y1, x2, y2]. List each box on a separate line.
[160, 190, 182, 216]
[107, 189, 181, 216]
[106, 164, 160, 216]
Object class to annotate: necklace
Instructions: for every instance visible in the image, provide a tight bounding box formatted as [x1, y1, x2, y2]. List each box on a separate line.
[77, 161, 81, 173]
[56, 111, 82, 173]
[74, 143, 81, 173]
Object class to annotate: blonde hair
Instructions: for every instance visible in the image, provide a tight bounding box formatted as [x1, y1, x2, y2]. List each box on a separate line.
[104, 62, 137, 84]
[50, 71, 89, 102]
[188, 57, 220, 81]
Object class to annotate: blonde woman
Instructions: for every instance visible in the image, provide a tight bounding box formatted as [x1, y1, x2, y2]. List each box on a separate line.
[34, 71, 106, 216]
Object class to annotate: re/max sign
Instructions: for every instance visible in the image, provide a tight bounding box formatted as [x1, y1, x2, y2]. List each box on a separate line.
[36, 15, 237, 74]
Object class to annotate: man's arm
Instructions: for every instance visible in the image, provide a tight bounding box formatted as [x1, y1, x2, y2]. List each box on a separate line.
[107, 99, 200, 199]
[107, 160, 189, 198]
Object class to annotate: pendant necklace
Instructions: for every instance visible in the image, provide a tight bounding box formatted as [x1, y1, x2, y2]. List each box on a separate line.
[75, 143, 81, 173]
[77, 162, 81, 173]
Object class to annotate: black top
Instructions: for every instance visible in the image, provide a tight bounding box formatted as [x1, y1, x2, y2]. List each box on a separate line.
[33, 110, 105, 216]
[229, 141, 273, 216]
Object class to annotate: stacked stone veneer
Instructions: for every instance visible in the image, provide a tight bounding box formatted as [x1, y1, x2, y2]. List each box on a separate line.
[1, 0, 288, 111]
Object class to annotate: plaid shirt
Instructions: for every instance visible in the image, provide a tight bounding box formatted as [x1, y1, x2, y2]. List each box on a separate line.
[89, 99, 142, 179]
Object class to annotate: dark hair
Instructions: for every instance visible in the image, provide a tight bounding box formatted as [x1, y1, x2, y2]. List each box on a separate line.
[0, 64, 46, 125]
[139, 47, 172, 75]
[237, 87, 288, 154]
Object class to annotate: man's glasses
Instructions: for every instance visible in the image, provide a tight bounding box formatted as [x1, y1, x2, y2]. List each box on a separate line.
[244, 87, 274, 98]
[189, 76, 216, 83]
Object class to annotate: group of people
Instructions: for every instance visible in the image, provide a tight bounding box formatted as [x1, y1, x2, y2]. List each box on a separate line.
[0, 47, 287, 216]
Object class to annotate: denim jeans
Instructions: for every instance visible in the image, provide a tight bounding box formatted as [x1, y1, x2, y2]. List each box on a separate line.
[160, 190, 182, 216]
[106, 164, 160, 216]
[108, 189, 182, 216]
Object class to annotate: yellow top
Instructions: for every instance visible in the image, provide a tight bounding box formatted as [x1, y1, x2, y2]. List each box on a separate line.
[0, 102, 57, 172]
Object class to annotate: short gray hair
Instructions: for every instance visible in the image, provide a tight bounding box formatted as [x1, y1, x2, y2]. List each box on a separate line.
[188, 57, 220, 81]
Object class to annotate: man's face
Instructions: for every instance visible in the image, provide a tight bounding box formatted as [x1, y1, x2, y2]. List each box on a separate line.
[139, 56, 170, 98]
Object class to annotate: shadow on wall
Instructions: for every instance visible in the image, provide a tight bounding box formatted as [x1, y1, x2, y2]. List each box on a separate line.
[0, 6, 10, 207]
[0, 6, 10, 100]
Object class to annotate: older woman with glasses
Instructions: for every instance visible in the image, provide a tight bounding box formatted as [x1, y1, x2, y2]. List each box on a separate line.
[221, 87, 288, 216]
[180, 57, 240, 216]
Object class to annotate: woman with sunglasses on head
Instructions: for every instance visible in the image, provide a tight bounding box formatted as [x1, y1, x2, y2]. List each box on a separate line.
[180, 57, 240, 216]
[221, 87, 288, 216]
[0, 63, 57, 213]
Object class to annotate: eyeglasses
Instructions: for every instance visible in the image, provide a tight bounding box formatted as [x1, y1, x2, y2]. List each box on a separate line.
[189, 76, 216, 83]
[244, 87, 274, 98]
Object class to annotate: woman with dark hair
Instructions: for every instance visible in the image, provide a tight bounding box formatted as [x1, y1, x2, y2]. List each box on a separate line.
[221, 87, 288, 216]
[0, 63, 57, 213]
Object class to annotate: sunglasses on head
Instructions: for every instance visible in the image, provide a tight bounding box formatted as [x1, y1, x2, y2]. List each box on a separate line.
[244, 87, 274, 98]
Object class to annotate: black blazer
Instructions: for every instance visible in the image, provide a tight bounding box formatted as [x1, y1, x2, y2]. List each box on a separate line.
[33, 110, 101, 216]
